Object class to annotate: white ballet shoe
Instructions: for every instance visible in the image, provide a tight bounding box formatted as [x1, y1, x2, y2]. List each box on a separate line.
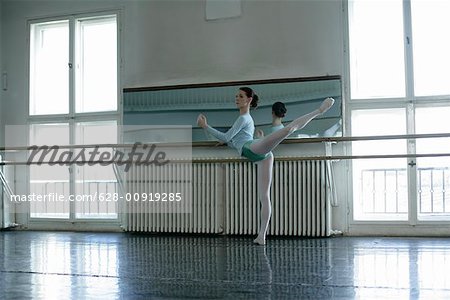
[318, 97, 335, 114]
[253, 236, 266, 245]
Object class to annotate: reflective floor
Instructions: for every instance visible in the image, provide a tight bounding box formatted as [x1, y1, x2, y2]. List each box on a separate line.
[1, 232, 450, 299]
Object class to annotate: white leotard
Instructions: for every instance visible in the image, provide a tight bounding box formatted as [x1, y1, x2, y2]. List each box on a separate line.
[206, 113, 254, 155]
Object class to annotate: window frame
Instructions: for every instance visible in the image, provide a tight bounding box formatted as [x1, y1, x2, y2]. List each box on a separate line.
[27, 11, 122, 120]
[26, 10, 123, 227]
[345, 0, 450, 230]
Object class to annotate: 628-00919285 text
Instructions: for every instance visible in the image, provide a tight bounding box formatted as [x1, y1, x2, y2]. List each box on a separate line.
[94, 192, 183, 202]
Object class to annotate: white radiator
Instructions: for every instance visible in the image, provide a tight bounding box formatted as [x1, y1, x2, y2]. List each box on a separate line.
[125, 160, 330, 237]
[125, 163, 222, 233]
[224, 160, 330, 237]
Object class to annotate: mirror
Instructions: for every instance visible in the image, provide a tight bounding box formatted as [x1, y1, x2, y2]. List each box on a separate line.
[123, 76, 342, 143]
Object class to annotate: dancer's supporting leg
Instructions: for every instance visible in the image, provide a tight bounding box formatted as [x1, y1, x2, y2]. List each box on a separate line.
[254, 152, 274, 245]
[250, 97, 334, 155]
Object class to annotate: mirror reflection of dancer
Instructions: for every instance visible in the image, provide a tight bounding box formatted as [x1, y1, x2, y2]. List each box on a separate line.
[256, 101, 287, 138]
[197, 87, 334, 245]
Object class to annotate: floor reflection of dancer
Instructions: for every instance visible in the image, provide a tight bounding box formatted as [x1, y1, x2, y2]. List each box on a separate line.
[259, 246, 273, 299]
[197, 87, 334, 245]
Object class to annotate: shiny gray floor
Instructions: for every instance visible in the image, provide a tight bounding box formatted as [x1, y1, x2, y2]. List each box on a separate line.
[1, 232, 450, 299]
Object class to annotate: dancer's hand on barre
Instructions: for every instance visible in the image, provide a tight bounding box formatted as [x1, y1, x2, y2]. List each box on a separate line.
[197, 114, 208, 128]
[255, 129, 265, 138]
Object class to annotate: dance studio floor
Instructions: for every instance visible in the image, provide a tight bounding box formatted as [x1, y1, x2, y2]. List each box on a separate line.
[1, 231, 450, 299]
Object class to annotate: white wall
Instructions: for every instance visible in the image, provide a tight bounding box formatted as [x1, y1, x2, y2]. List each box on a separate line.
[0, 0, 3, 227]
[1, 0, 343, 128]
[0, 0, 348, 232]
[124, 0, 343, 87]
[0, 0, 3, 147]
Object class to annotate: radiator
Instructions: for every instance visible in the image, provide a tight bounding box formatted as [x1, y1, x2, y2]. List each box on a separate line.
[125, 163, 222, 233]
[125, 160, 330, 237]
[224, 160, 330, 237]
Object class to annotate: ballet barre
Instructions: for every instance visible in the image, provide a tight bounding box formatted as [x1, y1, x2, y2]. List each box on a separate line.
[0, 131, 449, 165]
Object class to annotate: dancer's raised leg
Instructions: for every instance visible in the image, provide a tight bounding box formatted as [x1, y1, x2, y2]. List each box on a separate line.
[286, 97, 335, 132]
[250, 97, 334, 155]
[254, 152, 274, 245]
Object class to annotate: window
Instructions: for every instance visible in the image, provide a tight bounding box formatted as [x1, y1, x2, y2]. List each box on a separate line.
[348, 1, 450, 223]
[415, 106, 450, 220]
[75, 17, 117, 113]
[351, 109, 408, 221]
[29, 123, 70, 219]
[28, 14, 119, 221]
[29, 21, 69, 115]
[349, 0, 405, 99]
[30, 15, 117, 116]
[411, 1, 450, 96]
[74, 121, 118, 219]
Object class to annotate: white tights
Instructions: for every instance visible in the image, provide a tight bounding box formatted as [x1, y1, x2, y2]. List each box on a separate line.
[251, 98, 334, 245]
[253, 152, 274, 245]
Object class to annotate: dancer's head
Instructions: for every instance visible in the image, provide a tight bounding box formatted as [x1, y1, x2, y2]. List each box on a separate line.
[237, 87, 259, 109]
[272, 101, 286, 118]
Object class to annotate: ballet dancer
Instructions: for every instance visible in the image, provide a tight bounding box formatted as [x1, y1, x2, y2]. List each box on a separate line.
[197, 87, 334, 245]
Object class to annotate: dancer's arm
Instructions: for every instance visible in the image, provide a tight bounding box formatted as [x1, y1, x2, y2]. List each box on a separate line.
[206, 116, 248, 143]
[198, 114, 248, 143]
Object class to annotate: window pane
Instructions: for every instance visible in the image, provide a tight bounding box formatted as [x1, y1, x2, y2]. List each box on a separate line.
[75, 16, 117, 113]
[75, 121, 118, 219]
[29, 21, 69, 115]
[351, 109, 408, 221]
[349, 0, 405, 99]
[415, 107, 450, 220]
[29, 123, 70, 219]
[411, 0, 450, 96]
